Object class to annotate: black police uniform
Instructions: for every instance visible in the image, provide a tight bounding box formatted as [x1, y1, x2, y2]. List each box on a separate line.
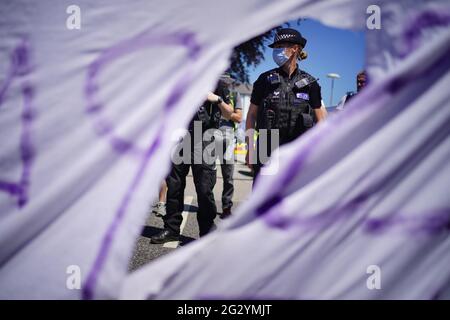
[250, 66, 322, 178]
[163, 80, 231, 237]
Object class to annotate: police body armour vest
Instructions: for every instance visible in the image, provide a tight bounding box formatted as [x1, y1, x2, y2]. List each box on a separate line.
[257, 69, 316, 145]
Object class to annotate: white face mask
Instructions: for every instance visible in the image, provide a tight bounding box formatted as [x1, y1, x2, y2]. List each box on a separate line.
[272, 48, 291, 67]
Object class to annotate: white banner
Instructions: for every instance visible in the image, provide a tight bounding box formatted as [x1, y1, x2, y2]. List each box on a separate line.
[1, 0, 449, 299]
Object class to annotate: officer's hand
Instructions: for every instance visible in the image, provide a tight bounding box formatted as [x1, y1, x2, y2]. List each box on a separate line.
[207, 92, 219, 103]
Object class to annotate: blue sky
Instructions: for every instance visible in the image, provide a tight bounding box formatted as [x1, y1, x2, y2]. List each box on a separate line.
[248, 19, 366, 107]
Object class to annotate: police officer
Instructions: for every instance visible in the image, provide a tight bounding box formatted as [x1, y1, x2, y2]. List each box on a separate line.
[336, 70, 367, 111]
[245, 28, 325, 180]
[151, 80, 234, 244]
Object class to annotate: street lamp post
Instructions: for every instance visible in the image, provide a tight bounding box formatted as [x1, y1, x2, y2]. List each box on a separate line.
[327, 73, 340, 107]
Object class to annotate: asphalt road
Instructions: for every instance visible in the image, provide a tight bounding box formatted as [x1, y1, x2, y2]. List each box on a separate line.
[128, 154, 253, 272]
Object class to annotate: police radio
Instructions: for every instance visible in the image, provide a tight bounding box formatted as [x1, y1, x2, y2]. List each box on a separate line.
[197, 105, 210, 124]
[265, 109, 276, 130]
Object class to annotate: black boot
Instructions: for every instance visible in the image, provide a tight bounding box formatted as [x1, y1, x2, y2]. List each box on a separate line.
[150, 229, 180, 244]
[220, 207, 232, 219]
[199, 223, 217, 237]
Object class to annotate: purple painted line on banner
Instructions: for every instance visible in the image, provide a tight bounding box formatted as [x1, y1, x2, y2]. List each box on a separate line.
[401, 9, 450, 58]
[264, 202, 449, 236]
[84, 31, 201, 157]
[82, 136, 161, 300]
[82, 30, 202, 300]
[365, 208, 450, 235]
[0, 182, 22, 195]
[0, 40, 36, 208]
[261, 109, 450, 234]
[17, 82, 36, 207]
[0, 70, 15, 108]
[259, 139, 450, 235]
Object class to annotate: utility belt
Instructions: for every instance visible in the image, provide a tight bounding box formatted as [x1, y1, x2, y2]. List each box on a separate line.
[258, 96, 314, 142]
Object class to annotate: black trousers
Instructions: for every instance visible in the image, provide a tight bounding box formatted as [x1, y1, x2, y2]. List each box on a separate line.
[164, 161, 217, 237]
[220, 161, 234, 209]
[217, 136, 235, 210]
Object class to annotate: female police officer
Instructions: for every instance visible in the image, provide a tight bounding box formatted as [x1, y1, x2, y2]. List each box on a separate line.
[245, 28, 325, 180]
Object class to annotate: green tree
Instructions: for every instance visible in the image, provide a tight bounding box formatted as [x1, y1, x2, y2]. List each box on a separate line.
[228, 20, 302, 83]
